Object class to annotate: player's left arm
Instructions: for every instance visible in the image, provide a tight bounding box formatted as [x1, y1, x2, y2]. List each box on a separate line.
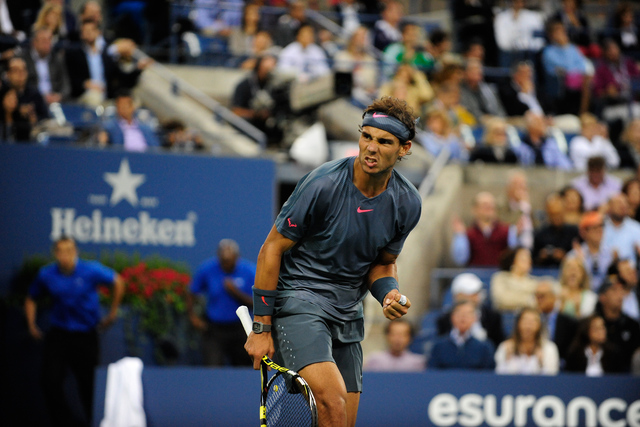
[367, 251, 410, 320]
[100, 273, 124, 329]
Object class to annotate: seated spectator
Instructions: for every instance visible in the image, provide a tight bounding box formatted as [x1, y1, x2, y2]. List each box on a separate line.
[559, 257, 598, 318]
[430, 82, 475, 128]
[0, 89, 35, 142]
[459, 59, 505, 123]
[364, 318, 425, 372]
[499, 61, 544, 118]
[560, 186, 584, 226]
[463, 38, 485, 63]
[65, 19, 117, 106]
[333, 27, 378, 105]
[231, 54, 282, 146]
[229, 3, 262, 60]
[495, 307, 560, 375]
[451, 191, 520, 267]
[571, 156, 622, 211]
[160, 119, 205, 152]
[542, 20, 590, 115]
[417, 108, 467, 162]
[78, 1, 103, 30]
[603, 193, 640, 263]
[570, 114, 620, 172]
[491, 247, 539, 311]
[383, 23, 434, 77]
[278, 24, 329, 81]
[98, 90, 159, 152]
[372, 1, 403, 52]
[427, 30, 458, 70]
[318, 29, 339, 60]
[497, 169, 533, 249]
[20, 29, 70, 105]
[379, 65, 433, 117]
[535, 280, 579, 363]
[595, 279, 640, 371]
[612, 2, 639, 53]
[334, 0, 361, 38]
[1, 57, 48, 122]
[593, 39, 640, 119]
[568, 212, 612, 291]
[430, 300, 496, 370]
[533, 194, 579, 267]
[273, 0, 309, 48]
[618, 120, 640, 169]
[469, 117, 518, 164]
[239, 31, 276, 70]
[550, 0, 594, 54]
[436, 273, 504, 347]
[494, 0, 545, 57]
[44, 0, 77, 41]
[609, 259, 640, 321]
[565, 314, 626, 375]
[518, 112, 572, 170]
[110, 39, 153, 92]
[193, 0, 243, 38]
[32, 2, 65, 44]
[623, 178, 640, 222]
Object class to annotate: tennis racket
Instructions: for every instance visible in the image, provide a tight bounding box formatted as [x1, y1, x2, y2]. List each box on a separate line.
[236, 305, 318, 427]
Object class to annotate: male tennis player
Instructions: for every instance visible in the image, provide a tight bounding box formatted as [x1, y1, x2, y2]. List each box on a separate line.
[245, 96, 422, 427]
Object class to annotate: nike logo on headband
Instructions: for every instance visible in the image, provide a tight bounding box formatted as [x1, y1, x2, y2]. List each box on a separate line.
[372, 112, 388, 118]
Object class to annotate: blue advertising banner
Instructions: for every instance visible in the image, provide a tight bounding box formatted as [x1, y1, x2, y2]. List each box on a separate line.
[0, 145, 276, 293]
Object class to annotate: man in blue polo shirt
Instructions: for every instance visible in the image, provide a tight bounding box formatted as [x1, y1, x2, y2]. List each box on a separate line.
[25, 236, 124, 427]
[187, 239, 255, 366]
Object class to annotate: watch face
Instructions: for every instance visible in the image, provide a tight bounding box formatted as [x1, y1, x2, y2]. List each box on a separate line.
[252, 322, 262, 333]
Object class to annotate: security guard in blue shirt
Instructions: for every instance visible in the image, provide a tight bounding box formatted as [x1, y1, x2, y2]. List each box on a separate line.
[25, 237, 124, 427]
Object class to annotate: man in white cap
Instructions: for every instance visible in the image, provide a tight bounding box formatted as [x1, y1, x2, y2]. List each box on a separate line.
[436, 273, 504, 347]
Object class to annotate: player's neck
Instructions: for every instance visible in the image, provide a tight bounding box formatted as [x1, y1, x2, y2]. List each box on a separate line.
[353, 160, 392, 198]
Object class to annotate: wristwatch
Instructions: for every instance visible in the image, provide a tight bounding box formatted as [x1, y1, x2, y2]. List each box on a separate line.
[252, 321, 272, 334]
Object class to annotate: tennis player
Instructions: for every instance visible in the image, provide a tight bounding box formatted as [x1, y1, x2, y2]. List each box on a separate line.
[245, 96, 422, 427]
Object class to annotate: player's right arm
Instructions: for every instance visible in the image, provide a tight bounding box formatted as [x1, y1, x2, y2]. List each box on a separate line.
[245, 225, 296, 370]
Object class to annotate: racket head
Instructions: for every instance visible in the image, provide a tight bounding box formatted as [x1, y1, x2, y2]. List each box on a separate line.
[261, 367, 318, 427]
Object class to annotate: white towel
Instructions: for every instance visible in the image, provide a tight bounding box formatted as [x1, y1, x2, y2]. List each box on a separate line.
[101, 357, 147, 427]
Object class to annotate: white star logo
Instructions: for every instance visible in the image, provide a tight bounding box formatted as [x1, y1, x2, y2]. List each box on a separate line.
[104, 158, 146, 207]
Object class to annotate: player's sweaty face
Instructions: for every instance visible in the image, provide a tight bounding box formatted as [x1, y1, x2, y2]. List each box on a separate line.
[358, 126, 409, 175]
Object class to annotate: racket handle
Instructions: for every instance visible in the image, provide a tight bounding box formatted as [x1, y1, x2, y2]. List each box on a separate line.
[236, 305, 253, 337]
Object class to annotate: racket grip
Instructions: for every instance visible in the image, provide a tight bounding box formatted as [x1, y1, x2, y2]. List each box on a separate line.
[236, 305, 253, 336]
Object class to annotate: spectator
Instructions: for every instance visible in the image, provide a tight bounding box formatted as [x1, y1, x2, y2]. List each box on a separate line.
[517, 112, 572, 169]
[459, 58, 505, 123]
[452, 0, 497, 66]
[364, 318, 426, 372]
[603, 193, 640, 263]
[318, 29, 339, 60]
[0, 89, 35, 141]
[609, 259, 640, 321]
[493, 0, 544, 57]
[463, 38, 485, 63]
[193, 0, 243, 38]
[560, 186, 584, 226]
[595, 279, 640, 371]
[533, 194, 579, 267]
[378, 64, 434, 117]
[274, 0, 308, 48]
[278, 24, 330, 81]
[436, 273, 504, 347]
[383, 23, 434, 76]
[542, 20, 590, 115]
[160, 119, 205, 152]
[32, 2, 64, 44]
[430, 82, 475, 128]
[98, 90, 159, 152]
[231, 54, 281, 146]
[0, 0, 25, 54]
[109, 39, 153, 93]
[623, 178, 640, 222]
[571, 156, 622, 212]
[618, 120, 640, 170]
[567, 212, 612, 291]
[372, 0, 403, 52]
[25, 237, 124, 427]
[495, 307, 560, 375]
[428, 30, 457, 69]
[612, 2, 639, 53]
[497, 169, 533, 249]
[21, 28, 69, 105]
[65, 19, 117, 106]
[229, 3, 262, 60]
[550, 0, 593, 53]
[334, 26, 378, 105]
[535, 280, 579, 363]
[187, 239, 254, 366]
[430, 300, 496, 370]
[469, 117, 518, 164]
[43, 0, 77, 41]
[451, 191, 518, 267]
[559, 256, 598, 318]
[565, 314, 626, 375]
[499, 61, 544, 117]
[416, 108, 467, 162]
[570, 114, 620, 172]
[491, 246, 539, 311]
[1, 57, 48, 122]
[334, 0, 361, 38]
[79, 1, 103, 28]
[239, 31, 276, 70]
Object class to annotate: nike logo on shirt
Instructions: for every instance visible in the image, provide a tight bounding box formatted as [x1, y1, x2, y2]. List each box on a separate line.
[357, 207, 373, 213]
[287, 218, 297, 227]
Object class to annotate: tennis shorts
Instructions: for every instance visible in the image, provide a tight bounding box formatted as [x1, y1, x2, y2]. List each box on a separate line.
[272, 298, 364, 393]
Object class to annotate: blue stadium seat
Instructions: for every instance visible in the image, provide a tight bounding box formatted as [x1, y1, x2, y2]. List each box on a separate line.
[60, 104, 100, 130]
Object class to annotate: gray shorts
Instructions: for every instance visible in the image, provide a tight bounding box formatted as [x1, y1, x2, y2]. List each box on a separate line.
[273, 298, 364, 393]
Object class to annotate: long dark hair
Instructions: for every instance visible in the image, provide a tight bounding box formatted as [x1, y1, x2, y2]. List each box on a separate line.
[512, 307, 543, 355]
[568, 314, 604, 356]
